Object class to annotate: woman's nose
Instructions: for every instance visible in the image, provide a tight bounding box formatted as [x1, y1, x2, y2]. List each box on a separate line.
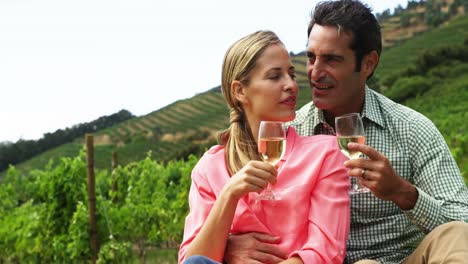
[284, 77, 298, 92]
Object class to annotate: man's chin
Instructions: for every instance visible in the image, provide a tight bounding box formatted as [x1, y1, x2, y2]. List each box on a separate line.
[312, 99, 331, 110]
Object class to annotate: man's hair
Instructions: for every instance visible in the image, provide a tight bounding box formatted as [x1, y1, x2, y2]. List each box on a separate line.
[308, 0, 382, 78]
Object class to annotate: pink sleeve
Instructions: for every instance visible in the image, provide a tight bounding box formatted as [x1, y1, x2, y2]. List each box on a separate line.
[178, 165, 216, 263]
[290, 146, 350, 263]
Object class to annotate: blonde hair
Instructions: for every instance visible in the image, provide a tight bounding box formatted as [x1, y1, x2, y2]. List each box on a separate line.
[218, 30, 282, 175]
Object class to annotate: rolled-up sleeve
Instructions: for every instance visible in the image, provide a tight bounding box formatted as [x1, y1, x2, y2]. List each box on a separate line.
[403, 119, 468, 233]
[178, 165, 216, 263]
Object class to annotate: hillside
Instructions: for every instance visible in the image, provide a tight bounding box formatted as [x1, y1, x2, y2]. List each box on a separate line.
[4, 8, 468, 182]
[378, 0, 467, 47]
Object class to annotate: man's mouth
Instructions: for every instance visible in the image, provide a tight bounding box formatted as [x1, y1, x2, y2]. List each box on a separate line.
[312, 82, 333, 90]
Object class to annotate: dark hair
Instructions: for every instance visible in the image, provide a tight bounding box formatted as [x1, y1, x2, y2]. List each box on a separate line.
[308, 0, 381, 79]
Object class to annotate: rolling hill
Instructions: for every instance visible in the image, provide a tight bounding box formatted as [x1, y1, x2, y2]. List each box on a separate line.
[3, 4, 468, 182]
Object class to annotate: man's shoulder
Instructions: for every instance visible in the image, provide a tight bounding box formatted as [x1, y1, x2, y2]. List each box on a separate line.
[371, 90, 434, 129]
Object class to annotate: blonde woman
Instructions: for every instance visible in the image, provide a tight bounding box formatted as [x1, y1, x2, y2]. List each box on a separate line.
[178, 30, 350, 264]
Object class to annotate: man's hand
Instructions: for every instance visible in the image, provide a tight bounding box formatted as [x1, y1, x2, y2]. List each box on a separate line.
[344, 142, 418, 210]
[224, 232, 287, 264]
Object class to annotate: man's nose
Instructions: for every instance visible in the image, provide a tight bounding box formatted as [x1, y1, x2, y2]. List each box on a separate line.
[309, 60, 327, 81]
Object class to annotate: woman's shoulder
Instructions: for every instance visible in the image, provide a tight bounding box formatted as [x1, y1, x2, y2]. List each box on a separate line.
[299, 134, 336, 143]
[287, 127, 339, 154]
[295, 133, 337, 148]
[199, 145, 225, 161]
[197, 145, 225, 165]
[192, 145, 225, 174]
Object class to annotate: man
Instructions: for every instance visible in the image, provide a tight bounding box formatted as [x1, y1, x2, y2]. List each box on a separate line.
[224, 0, 468, 263]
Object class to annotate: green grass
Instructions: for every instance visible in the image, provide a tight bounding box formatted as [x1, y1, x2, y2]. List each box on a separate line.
[403, 67, 468, 181]
[132, 248, 177, 264]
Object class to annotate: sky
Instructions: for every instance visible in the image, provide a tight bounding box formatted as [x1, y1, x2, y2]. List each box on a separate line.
[0, 0, 409, 143]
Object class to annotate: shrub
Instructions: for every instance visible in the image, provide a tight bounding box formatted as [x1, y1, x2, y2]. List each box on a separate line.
[386, 76, 432, 102]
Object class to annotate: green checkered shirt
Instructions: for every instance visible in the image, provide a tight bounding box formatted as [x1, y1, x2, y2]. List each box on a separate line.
[288, 87, 468, 264]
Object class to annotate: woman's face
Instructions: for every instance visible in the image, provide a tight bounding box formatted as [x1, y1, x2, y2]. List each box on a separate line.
[238, 43, 298, 132]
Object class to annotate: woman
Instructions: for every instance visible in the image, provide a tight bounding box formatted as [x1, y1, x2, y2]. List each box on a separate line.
[178, 30, 350, 264]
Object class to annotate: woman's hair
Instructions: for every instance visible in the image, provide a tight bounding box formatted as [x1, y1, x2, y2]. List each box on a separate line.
[308, 0, 381, 79]
[218, 30, 282, 175]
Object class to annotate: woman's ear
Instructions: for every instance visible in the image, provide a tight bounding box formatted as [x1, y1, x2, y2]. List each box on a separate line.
[231, 80, 247, 104]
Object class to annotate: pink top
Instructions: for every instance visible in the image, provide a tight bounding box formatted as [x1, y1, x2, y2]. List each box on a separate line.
[179, 127, 350, 263]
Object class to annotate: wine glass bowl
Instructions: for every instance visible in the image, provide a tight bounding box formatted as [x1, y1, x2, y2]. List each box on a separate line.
[335, 113, 370, 194]
[257, 121, 286, 200]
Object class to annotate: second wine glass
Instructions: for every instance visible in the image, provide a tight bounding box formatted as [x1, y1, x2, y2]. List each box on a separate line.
[335, 113, 370, 194]
[257, 121, 286, 200]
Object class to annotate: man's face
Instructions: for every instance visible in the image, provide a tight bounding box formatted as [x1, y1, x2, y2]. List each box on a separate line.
[306, 24, 368, 118]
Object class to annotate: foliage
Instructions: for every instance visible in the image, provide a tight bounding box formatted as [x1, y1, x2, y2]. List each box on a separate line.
[0, 109, 134, 172]
[0, 8, 467, 263]
[380, 42, 468, 181]
[0, 149, 197, 262]
[386, 76, 432, 102]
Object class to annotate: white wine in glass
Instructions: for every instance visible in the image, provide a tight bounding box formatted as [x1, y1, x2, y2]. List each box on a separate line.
[257, 121, 286, 200]
[337, 135, 366, 159]
[335, 113, 370, 194]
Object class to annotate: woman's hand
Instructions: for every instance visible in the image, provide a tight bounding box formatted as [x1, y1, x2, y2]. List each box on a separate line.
[224, 160, 278, 200]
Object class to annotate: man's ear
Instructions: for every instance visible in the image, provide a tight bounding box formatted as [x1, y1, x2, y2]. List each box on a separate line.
[231, 80, 247, 104]
[361, 50, 379, 78]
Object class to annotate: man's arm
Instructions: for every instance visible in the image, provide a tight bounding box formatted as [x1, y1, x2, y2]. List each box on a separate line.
[346, 120, 468, 233]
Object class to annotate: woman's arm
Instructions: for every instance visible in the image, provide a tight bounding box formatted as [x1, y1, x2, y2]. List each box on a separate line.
[180, 159, 278, 263]
[185, 187, 239, 262]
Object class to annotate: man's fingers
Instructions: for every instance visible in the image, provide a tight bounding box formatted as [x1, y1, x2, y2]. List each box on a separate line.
[252, 232, 281, 243]
[251, 233, 287, 261]
[257, 243, 287, 260]
[253, 250, 286, 264]
[347, 142, 383, 160]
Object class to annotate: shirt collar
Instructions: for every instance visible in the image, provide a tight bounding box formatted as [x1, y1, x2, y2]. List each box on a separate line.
[362, 85, 385, 128]
[310, 85, 386, 132]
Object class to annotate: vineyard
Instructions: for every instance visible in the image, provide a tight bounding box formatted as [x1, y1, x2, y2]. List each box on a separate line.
[1, 5, 468, 263]
[0, 148, 197, 263]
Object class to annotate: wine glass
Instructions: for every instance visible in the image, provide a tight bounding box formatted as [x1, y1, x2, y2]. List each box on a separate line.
[257, 121, 286, 200]
[335, 113, 370, 194]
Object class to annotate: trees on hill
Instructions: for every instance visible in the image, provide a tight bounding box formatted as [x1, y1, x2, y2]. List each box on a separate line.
[0, 109, 134, 172]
